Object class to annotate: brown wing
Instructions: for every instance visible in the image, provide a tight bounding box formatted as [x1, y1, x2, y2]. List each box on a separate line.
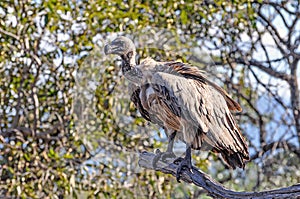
[130, 85, 151, 121]
[130, 83, 165, 127]
[130, 82, 183, 130]
[149, 63, 249, 169]
[164, 62, 242, 112]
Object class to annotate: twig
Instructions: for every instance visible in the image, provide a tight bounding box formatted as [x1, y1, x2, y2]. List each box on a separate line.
[138, 151, 300, 199]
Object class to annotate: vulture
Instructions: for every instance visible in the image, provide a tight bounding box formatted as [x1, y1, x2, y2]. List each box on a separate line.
[104, 36, 249, 181]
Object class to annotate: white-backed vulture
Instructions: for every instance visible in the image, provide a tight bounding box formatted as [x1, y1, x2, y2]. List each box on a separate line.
[104, 36, 249, 181]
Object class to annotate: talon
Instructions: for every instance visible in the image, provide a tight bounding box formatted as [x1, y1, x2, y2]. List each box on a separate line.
[152, 131, 177, 170]
[174, 147, 192, 182]
[152, 154, 161, 169]
[176, 158, 192, 182]
[173, 157, 183, 165]
[152, 150, 176, 169]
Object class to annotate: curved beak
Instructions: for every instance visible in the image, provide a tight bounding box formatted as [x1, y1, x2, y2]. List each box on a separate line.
[104, 43, 123, 55]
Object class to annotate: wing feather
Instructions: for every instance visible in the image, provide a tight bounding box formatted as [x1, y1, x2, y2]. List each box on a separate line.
[148, 64, 249, 168]
[166, 62, 242, 112]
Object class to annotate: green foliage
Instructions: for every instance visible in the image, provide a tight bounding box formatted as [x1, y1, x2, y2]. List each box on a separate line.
[1, 0, 299, 198]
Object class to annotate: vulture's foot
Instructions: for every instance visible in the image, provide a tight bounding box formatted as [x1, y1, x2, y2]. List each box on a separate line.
[152, 149, 176, 169]
[173, 156, 192, 182]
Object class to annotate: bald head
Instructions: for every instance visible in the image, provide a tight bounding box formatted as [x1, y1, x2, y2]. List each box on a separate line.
[104, 36, 137, 73]
[104, 36, 136, 56]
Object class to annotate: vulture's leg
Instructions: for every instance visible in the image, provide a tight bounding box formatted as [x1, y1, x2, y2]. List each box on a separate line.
[173, 145, 192, 182]
[165, 130, 176, 154]
[152, 131, 177, 167]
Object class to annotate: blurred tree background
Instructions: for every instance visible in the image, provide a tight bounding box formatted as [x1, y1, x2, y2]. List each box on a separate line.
[0, 0, 299, 198]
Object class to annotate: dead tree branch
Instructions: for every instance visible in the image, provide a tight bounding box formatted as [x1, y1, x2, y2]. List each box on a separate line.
[139, 151, 300, 199]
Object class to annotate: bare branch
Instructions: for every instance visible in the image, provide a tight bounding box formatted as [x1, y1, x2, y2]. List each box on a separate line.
[235, 58, 291, 82]
[265, 1, 299, 15]
[248, 67, 288, 110]
[289, 59, 300, 138]
[2, 127, 63, 141]
[251, 140, 300, 160]
[257, 11, 287, 47]
[0, 27, 20, 40]
[139, 151, 300, 199]
[269, 3, 289, 29]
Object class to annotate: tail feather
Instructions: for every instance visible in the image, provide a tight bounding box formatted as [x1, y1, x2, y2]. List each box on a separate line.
[219, 150, 249, 169]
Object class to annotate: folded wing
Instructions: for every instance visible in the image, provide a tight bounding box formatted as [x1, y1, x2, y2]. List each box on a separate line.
[146, 62, 249, 168]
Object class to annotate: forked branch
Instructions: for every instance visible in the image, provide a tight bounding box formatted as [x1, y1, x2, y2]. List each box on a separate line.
[138, 151, 300, 199]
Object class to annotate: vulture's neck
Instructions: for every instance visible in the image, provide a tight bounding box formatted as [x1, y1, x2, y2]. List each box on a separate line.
[121, 58, 132, 74]
[121, 53, 143, 84]
[121, 53, 136, 73]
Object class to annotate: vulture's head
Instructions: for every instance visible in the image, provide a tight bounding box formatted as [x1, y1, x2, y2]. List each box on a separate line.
[104, 36, 136, 66]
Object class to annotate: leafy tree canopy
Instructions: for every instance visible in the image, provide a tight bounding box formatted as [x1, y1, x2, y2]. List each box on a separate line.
[0, 0, 299, 198]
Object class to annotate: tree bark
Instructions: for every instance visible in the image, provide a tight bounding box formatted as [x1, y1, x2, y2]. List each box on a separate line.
[138, 151, 300, 199]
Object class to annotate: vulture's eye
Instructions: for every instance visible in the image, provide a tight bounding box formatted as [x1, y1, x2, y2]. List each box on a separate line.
[127, 51, 133, 58]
